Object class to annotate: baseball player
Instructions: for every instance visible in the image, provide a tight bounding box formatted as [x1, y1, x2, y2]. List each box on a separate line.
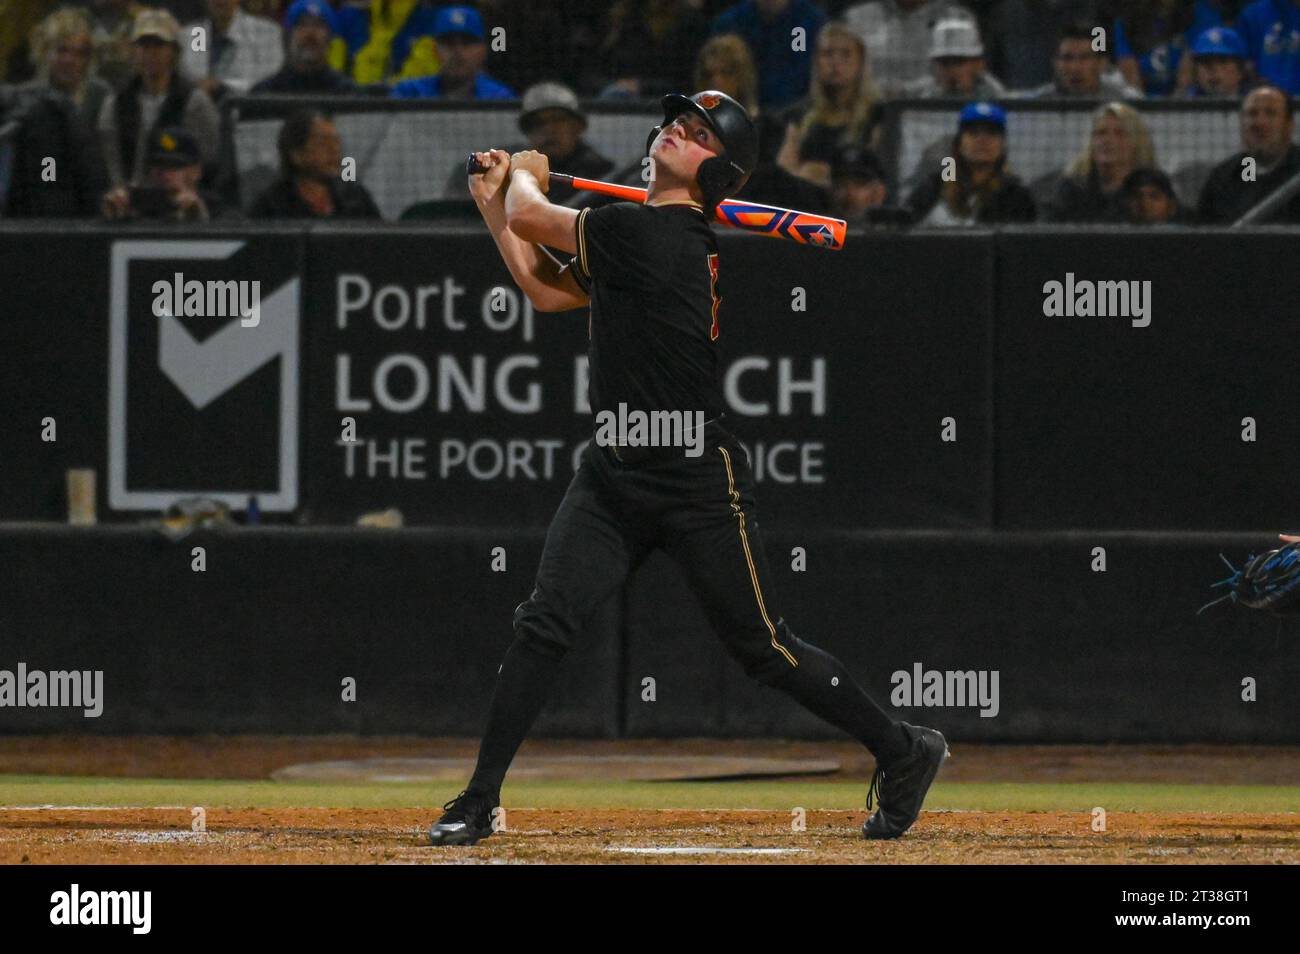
[430, 91, 947, 846]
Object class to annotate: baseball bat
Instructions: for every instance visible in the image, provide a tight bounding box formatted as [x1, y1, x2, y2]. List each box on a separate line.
[466, 154, 846, 251]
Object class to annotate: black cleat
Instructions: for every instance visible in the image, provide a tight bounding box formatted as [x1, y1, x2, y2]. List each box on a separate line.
[863, 723, 949, 840]
[427, 789, 498, 846]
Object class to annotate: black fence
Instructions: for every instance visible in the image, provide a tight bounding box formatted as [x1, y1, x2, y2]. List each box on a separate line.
[221, 96, 1283, 218]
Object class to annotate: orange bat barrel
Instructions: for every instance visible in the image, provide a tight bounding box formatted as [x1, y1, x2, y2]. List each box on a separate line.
[710, 198, 846, 251]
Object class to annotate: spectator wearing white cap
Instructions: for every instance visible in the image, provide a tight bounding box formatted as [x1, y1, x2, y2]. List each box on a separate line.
[902, 16, 1007, 98]
[515, 83, 614, 181]
[440, 82, 613, 200]
[842, 0, 979, 96]
[97, 9, 221, 188]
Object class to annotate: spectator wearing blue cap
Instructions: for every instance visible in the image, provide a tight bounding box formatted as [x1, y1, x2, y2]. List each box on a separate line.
[251, 0, 359, 94]
[1183, 26, 1252, 96]
[1113, 0, 1226, 97]
[905, 102, 1037, 227]
[389, 6, 515, 99]
[1237, 0, 1300, 95]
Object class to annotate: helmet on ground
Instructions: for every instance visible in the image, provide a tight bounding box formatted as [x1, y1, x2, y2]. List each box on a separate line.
[646, 90, 758, 209]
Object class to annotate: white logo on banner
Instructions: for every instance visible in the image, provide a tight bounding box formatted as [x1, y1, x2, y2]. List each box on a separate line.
[107, 240, 300, 511]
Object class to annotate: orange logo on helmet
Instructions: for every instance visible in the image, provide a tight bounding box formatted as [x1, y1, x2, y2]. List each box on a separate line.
[698, 93, 722, 109]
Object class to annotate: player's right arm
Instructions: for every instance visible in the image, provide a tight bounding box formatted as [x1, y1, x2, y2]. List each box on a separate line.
[469, 150, 589, 313]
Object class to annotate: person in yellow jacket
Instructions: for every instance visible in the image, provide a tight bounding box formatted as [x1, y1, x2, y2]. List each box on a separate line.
[335, 0, 434, 84]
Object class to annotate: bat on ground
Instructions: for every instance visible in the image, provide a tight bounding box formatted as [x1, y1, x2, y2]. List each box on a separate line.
[466, 154, 846, 251]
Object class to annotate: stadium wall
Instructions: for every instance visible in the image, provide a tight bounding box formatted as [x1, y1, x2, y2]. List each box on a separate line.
[1, 525, 1295, 741]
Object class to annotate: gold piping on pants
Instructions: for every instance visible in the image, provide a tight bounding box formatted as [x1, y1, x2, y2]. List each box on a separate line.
[719, 446, 798, 668]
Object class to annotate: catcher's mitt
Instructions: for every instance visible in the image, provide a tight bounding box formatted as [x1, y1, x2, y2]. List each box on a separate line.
[1200, 542, 1300, 615]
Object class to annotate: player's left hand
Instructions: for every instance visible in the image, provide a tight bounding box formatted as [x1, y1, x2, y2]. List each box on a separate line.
[509, 150, 550, 193]
[1280, 534, 1300, 543]
[468, 149, 510, 204]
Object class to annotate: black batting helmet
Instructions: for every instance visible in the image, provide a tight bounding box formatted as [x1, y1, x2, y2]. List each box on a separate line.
[646, 90, 758, 209]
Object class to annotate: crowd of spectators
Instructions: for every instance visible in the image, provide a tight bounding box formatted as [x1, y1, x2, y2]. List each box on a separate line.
[1, 0, 1299, 226]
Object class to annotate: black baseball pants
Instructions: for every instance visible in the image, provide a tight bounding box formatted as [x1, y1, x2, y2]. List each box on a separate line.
[465, 422, 910, 797]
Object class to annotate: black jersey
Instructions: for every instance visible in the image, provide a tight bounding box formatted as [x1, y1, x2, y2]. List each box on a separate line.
[568, 201, 726, 428]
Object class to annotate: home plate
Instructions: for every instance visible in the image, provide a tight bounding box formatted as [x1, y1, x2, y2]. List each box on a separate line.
[609, 847, 806, 856]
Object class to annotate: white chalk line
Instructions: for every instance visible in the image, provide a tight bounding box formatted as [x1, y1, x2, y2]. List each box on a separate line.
[0, 805, 191, 810]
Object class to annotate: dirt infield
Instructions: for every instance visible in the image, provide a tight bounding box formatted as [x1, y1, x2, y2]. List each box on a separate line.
[3, 807, 1297, 865]
[3, 737, 1300, 864]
